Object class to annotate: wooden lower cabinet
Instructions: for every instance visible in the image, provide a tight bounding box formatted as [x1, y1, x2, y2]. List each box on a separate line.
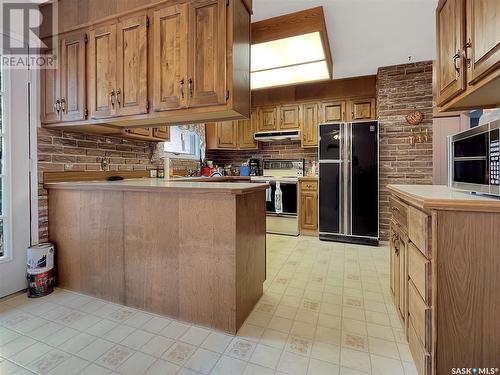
[389, 185, 500, 375]
[299, 179, 318, 235]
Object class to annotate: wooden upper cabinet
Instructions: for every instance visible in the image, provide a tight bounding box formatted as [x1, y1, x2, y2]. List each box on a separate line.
[321, 100, 345, 123]
[217, 121, 238, 148]
[88, 24, 117, 119]
[238, 111, 258, 149]
[258, 106, 277, 131]
[60, 32, 87, 122]
[153, 126, 171, 140]
[465, 0, 500, 84]
[188, 0, 226, 107]
[41, 45, 61, 124]
[279, 104, 300, 130]
[436, 0, 466, 105]
[301, 102, 319, 148]
[152, 4, 188, 111]
[348, 98, 375, 121]
[116, 15, 148, 116]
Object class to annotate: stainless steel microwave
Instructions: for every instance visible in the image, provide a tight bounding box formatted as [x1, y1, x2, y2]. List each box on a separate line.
[448, 119, 500, 196]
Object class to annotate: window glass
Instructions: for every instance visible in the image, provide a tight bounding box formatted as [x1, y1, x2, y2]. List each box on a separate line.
[164, 126, 200, 159]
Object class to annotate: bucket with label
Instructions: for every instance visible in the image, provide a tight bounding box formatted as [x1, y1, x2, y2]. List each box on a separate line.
[27, 243, 55, 298]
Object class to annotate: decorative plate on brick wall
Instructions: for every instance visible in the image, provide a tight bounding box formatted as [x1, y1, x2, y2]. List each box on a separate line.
[405, 110, 424, 125]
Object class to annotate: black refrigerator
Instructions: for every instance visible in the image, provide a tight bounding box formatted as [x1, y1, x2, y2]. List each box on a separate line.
[318, 121, 379, 246]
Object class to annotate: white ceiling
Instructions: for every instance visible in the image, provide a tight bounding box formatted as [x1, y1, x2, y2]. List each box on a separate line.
[252, 0, 438, 79]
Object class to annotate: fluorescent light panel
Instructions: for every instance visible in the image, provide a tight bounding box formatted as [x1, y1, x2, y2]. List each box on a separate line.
[251, 60, 330, 90]
[250, 32, 330, 90]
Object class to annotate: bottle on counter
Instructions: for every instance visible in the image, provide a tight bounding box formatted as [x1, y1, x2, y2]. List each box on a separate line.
[275, 181, 283, 214]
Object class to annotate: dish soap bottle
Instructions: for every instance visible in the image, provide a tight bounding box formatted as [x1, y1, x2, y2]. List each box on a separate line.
[275, 181, 283, 214]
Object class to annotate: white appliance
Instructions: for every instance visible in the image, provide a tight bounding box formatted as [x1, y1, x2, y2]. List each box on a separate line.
[251, 159, 304, 236]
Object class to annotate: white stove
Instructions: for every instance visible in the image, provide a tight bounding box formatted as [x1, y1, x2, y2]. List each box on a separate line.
[251, 160, 304, 236]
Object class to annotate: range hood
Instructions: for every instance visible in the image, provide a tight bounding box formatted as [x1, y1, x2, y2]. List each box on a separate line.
[254, 130, 301, 142]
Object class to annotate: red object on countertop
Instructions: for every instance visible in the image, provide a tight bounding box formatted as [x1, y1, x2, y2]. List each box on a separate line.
[201, 166, 211, 177]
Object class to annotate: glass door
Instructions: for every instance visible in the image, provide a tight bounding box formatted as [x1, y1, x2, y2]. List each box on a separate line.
[0, 66, 32, 298]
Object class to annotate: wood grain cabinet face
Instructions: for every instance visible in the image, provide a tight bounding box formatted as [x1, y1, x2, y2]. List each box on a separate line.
[41, 45, 61, 124]
[60, 32, 87, 122]
[152, 4, 188, 111]
[279, 104, 300, 130]
[152, 126, 170, 140]
[258, 106, 277, 131]
[125, 127, 152, 137]
[348, 98, 375, 121]
[188, 0, 226, 107]
[116, 15, 148, 116]
[299, 181, 318, 233]
[217, 121, 238, 148]
[321, 100, 345, 122]
[88, 24, 117, 119]
[238, 116, 257, 150]
[436, 0, 466, 105]
[466, 0, 500, 84]
[301, 102, 319, 148]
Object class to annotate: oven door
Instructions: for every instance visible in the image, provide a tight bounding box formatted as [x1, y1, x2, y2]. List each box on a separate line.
[266, 181, 298, 216]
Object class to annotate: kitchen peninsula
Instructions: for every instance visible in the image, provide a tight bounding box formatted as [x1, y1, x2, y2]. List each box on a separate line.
[45, 179, 268, 334]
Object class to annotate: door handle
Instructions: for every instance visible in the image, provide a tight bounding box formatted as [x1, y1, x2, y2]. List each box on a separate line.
[110, 90, 116, 107]
[453, 51, 461, 76]
[116, 89, 121, 106]
[188, 78, 193, 98]
[180, 79, 185, 99]
[54, 99, 60, 113]
[60, 97, 66, 113]
[463, 39, 472, 67]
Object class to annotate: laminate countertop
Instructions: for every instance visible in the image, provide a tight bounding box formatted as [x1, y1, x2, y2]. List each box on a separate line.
[44, 178, 268, 195]
[388, 184, 500, 212]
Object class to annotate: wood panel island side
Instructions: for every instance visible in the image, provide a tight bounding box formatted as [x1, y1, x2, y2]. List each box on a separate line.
[45, 179, 268, 334]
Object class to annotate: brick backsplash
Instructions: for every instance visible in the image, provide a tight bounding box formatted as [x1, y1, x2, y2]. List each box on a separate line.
[377, 61, 434, 240]
[37, 127, 197, 242]
[205, 141, 318, 174]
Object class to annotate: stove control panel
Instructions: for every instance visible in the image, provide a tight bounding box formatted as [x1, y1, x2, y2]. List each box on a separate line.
[490, 129, 499, 186]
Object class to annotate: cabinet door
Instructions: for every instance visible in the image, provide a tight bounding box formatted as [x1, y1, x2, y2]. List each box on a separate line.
[301, 103, 319, 148]
[300, 191, 318, 231]
[321, 100, 345, 122]
[60, 32, 87, 122]
[116, 15, 148, 116]
[88, 24, 117, 119]
[279, 104, 300, 130]
[217, 121, 238, 148]
[466, 0, 500, 83]
[124, 128, 152, 137]
[153, 4, 188, 111]
[188, 0, 226, 107]
[436, 0, 466, 105]
[390, 224, 401, 309]
[258, 106, 277, 131]
[238, 112, 257, 149]
[41, 45, 61, 124]
[153, 126, 171, 140]
[348, 98, 375, 121]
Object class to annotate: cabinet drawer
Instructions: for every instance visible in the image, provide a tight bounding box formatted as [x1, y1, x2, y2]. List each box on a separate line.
[390, 196, 408, 229]
[408, 243, 431, 305]
[408, 206, 430, 257]
[300, 180, 318, 191]
[408, 317, 431, 375]
[408, 280, 431, 351]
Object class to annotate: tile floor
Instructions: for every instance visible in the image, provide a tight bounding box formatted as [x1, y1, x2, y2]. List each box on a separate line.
[0, 235, 417, 375]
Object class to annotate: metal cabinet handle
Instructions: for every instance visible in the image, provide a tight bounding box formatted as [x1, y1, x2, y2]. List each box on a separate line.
[110, 90, 116, 107]
[54, 99, 60, 113]
[116, 89, 121, 106]
[463, 39, 472, 67]
[188, 78, 193, 98]
[453, 51, 461, 76]
[60, 97, 66, 113]
[180, 79, 185, 99]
